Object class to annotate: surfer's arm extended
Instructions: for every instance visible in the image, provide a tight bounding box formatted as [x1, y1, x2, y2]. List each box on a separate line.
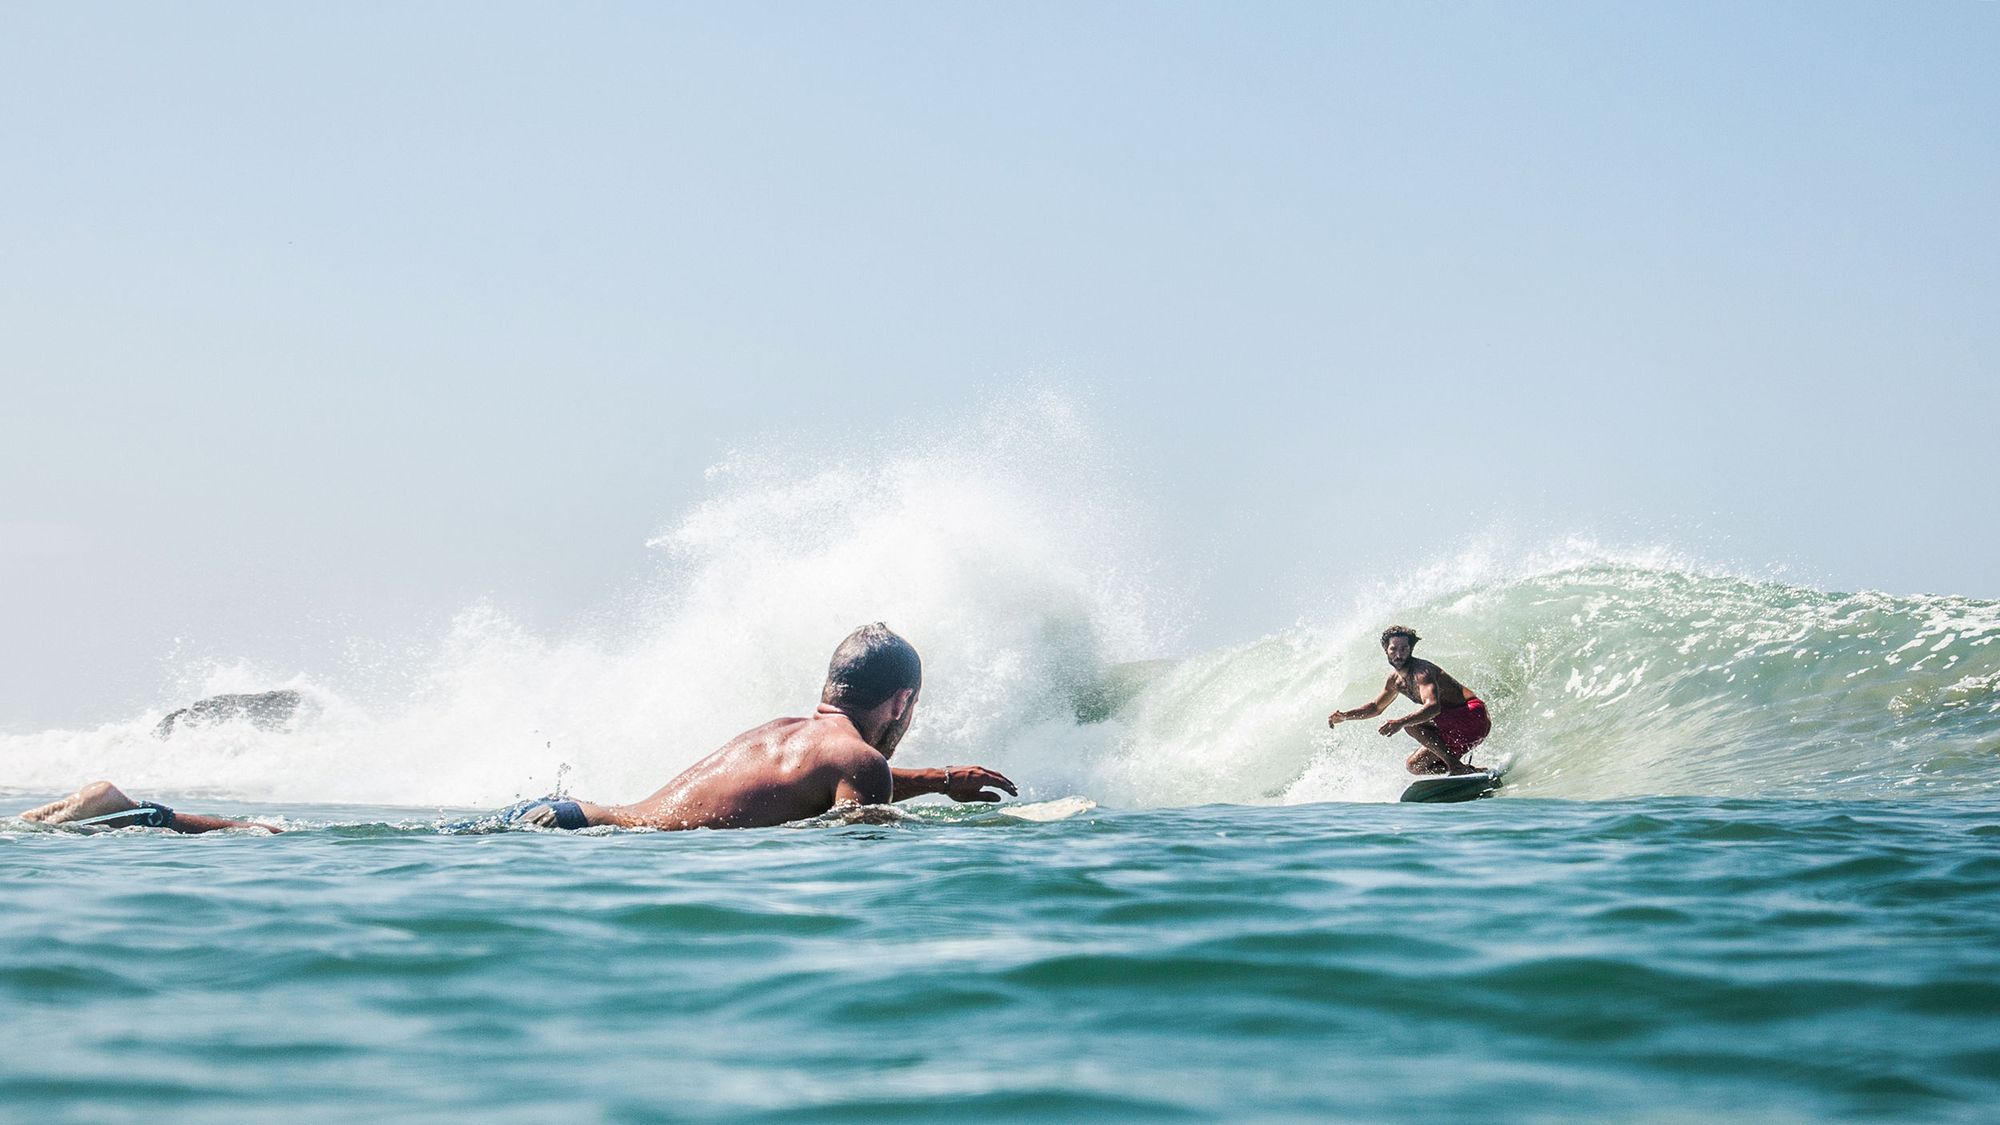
[1329, 680, 1400, 726]
[890, 766, 1019, 804]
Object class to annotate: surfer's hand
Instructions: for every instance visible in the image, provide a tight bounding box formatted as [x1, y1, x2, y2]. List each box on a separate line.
[519, 805, 558, 827]
[1327, 711, 1345, 727]
[1378, 719, 1402, 737]
[941, 766, 1018, 803]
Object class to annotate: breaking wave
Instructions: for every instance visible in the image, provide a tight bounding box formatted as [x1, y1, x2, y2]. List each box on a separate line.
[5, 396, 1994, 808]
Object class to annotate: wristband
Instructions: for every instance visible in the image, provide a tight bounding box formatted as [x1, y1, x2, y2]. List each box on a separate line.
[942, 767, 953, 791]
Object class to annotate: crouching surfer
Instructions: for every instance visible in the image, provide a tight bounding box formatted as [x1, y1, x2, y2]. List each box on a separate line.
[19, 624, 1016, 834]
[1327, 625, 1491, 775]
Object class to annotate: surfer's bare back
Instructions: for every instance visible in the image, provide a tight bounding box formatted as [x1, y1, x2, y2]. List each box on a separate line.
[515, 623, 1015, 830]
[1327, 625, 1491, 775]
[20, 624, 1016, 834]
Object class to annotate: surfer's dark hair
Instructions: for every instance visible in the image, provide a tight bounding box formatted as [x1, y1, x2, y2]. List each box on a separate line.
[1380, 625, 1421, 648]
[822, 623, 923, 710]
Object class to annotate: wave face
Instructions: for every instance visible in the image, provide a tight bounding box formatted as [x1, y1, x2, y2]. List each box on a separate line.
[1241, 566, 2000, 804]
[3, 398, 1995, 807]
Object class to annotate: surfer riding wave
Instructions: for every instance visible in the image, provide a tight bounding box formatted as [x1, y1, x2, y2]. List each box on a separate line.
[1328, 625, 1491, 775]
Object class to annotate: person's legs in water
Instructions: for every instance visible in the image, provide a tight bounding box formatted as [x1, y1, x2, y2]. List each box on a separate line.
[23, 780, 150, 825]
[19, 781, 279, 834]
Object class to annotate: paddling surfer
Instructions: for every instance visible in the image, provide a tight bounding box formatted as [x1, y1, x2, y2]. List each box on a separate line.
[19, 624, 1017, 834]
[509, 622, 1015, 830]
[1327, 626, 1491, 775]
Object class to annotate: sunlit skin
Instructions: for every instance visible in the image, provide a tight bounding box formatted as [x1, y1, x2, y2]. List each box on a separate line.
[519, 688, 1016, 830]
[1327, 635, 1483, 775]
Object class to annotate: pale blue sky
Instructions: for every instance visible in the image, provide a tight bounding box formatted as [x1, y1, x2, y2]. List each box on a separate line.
[4, 2, 1996, 728]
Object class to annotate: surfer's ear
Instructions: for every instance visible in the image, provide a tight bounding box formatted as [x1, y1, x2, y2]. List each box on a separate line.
[888, 688, 916, 720]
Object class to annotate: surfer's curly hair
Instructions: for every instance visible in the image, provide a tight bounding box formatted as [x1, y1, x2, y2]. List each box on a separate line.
[1380, 625, 1421, 649]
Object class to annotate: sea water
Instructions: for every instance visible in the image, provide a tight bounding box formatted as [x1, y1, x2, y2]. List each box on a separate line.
[5, 413, 1998, 1120]
[4, 797, 1998, 1121]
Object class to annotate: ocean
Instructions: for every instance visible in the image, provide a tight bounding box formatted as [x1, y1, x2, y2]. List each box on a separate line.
[5, 438, 1999, 1120]
[2, 793, 1996, 1121]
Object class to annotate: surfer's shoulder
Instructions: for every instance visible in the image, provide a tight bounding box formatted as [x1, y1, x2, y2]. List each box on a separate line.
[819, 738, 891, 801]
[788, 716, 884, 769]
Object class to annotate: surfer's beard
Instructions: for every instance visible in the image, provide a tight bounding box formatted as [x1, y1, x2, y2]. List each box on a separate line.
[875, 695, 917, 756]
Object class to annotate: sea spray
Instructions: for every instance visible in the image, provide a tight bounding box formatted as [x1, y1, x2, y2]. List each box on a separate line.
[1, 393, 1178, 806]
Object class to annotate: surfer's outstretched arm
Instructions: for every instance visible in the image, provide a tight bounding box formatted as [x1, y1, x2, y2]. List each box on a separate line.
[1329, 679, 1400, 727]
[890, 766, 1018, 804]
[19, 781, 280, 834]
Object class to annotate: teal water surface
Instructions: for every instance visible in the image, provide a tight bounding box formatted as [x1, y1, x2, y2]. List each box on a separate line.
[5, 795, 2000, 1122]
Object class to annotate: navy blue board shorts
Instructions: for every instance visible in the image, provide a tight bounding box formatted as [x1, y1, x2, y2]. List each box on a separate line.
[444, 798, 590, 833]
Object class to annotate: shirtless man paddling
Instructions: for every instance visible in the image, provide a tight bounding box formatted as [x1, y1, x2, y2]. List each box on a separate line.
[1327, 625, 1492, 776]
[513, 622, 1014, 830]
[20, 624, 1016, 834]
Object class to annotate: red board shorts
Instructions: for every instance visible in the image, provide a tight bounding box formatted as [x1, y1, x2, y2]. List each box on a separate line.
[1430, 697, 1490, 754]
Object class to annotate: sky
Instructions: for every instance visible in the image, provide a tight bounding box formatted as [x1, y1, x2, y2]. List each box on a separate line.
[3, 2, 1996, 730]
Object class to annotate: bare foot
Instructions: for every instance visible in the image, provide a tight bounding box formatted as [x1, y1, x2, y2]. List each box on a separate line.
[20, 781, 138, 825]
